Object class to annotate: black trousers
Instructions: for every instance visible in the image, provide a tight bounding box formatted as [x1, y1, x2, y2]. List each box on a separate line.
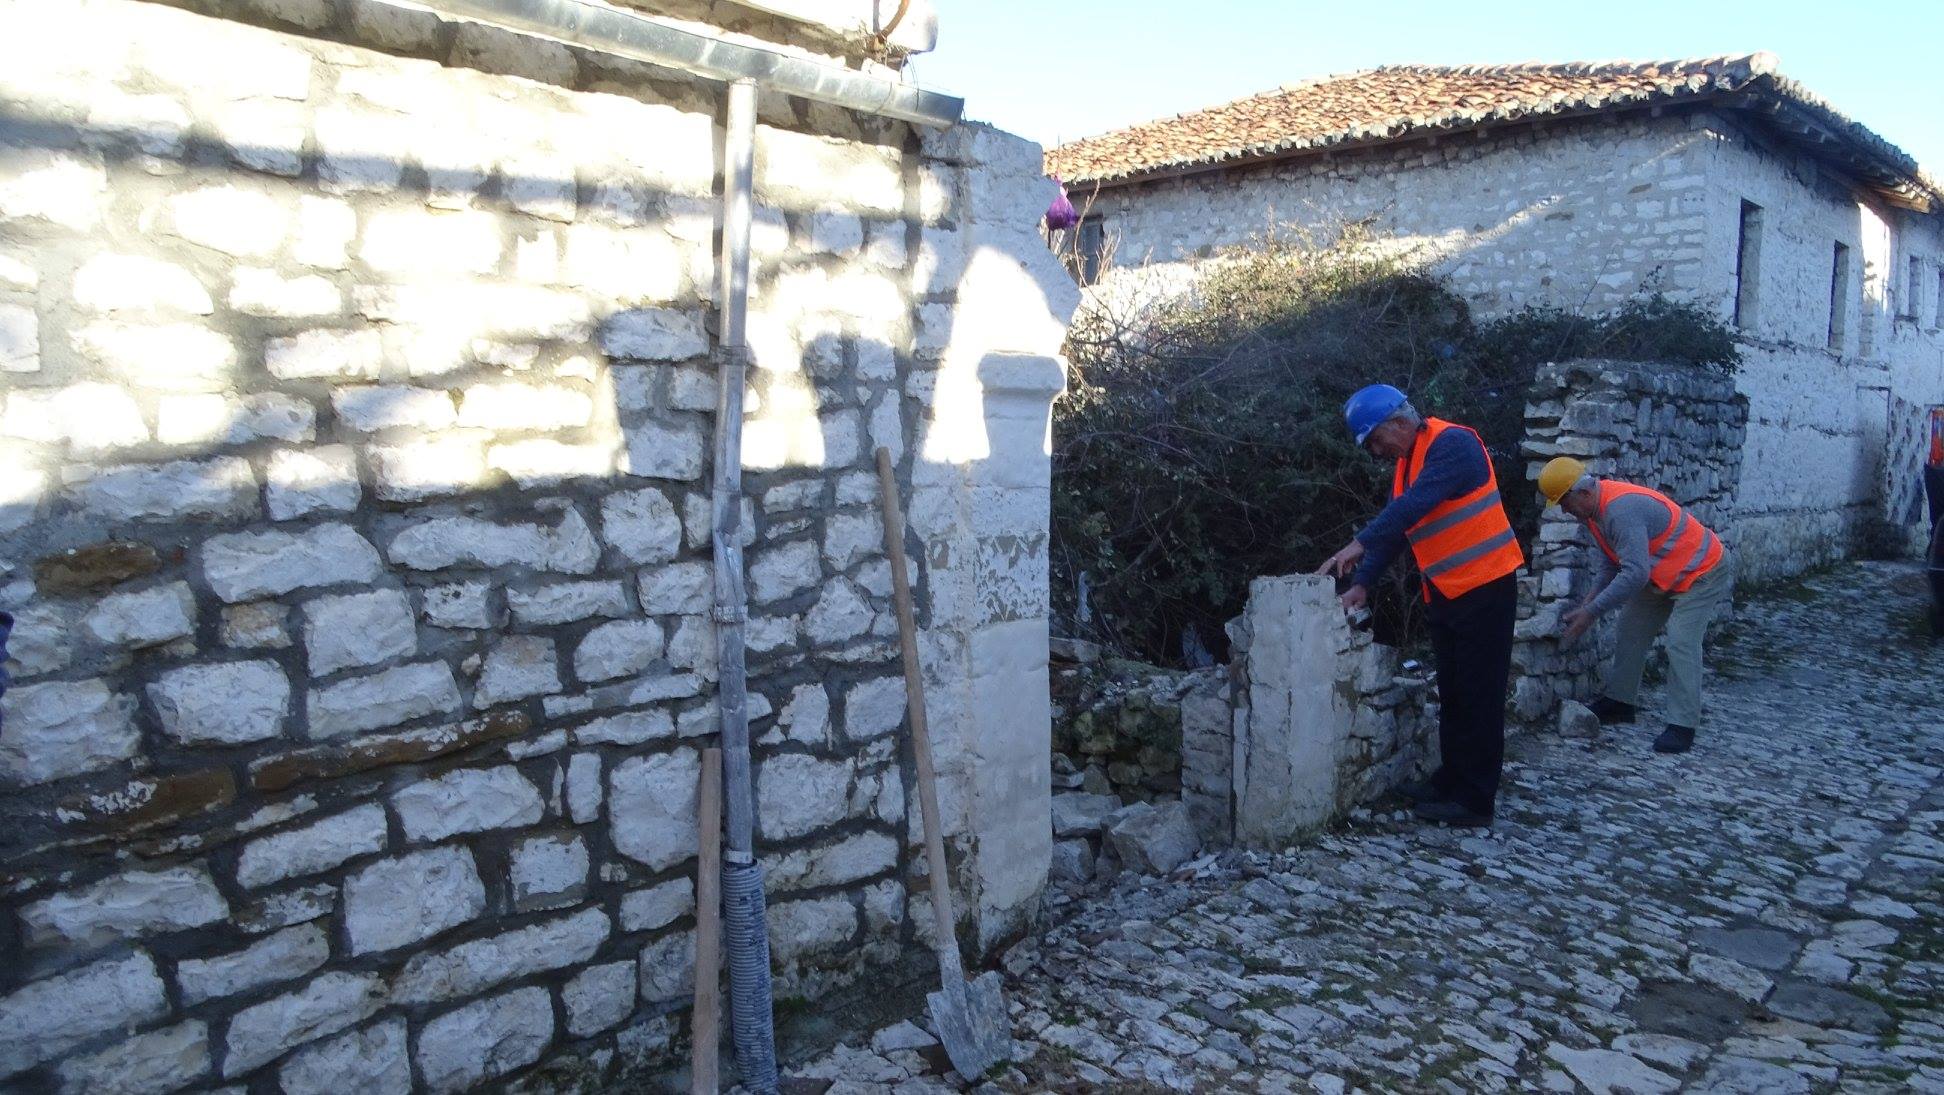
[1425, 572, 1517, 816]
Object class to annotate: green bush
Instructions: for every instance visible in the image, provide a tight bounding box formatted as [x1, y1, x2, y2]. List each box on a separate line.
[1052, 227, 1740, 665]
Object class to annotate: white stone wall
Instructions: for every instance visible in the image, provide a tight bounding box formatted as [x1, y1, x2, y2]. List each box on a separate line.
[1076, 108, 1944, 581]
[0, 0, 1075, 1089]
[1079, 113, 1717, 319]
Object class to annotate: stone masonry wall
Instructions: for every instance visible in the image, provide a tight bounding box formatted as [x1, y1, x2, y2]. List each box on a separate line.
[1513, 358, 1748, 722]
[0, 0, 1076, 1090]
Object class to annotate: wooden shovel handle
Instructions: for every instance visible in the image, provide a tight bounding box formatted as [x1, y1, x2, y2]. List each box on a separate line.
[875, 447, 963, 973]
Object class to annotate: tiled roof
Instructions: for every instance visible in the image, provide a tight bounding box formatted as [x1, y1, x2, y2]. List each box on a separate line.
[1046, 54, 1939, 209]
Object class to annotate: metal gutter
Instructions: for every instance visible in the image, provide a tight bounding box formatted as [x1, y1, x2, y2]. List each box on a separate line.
[406, 0, 962, 126]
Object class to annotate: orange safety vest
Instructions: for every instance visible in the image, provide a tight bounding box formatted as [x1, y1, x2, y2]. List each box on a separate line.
[1586, 481, 1724, 594]
[1391, 418, 1525, 599]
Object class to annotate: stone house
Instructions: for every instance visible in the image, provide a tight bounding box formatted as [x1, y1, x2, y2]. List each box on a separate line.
[1047, 54, 1944, 582]
[0, 0, 1077, 1089]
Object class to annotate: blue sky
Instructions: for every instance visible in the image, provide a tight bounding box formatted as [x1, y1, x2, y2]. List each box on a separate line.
[910, 0, 1943, 176]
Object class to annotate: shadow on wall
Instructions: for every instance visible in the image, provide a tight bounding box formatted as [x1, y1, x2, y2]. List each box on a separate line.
[0, 5, 1075, 1087]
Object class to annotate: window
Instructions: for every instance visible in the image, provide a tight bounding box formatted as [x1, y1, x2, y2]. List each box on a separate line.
[1828, 242, 1850, 351]
[1907, 255, 1924, 320]
[1075, 216, 1106, 286]
[1732, 200, 1763, 329]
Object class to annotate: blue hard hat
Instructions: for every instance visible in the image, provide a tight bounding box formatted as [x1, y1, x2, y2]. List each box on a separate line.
[1344, 384, 1408, 445]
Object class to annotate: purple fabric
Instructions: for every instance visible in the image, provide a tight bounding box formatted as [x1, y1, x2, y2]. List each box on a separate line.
[1044, 178, 1079, 230]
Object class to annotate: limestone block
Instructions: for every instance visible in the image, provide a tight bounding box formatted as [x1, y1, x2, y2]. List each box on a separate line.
[203, 523, 381, 602]
[73, 457, 257, 522]
[303, 589, 417, 677]
[561, 223, 687, 303]
[600, 488, 682, 564]
[509, 833, 590, 912]
[71, 321, 235, 392]
[509, 580, 629, 626]
[566, 752, 602, 822]
[416, 986, 554, 1093]
[1, 383, 146, 451]
[623, 420, 706, 480]
[279, 1020, 409, 1095]
[178, 923, 329, 1005]
[766, 895, 858, 965]
[489, 439, 616, 487]
[422, 582, 498, 629]
[458, 383, 593, 430]
[331, 385, 457, 432]
[213, 98, 306, 176]
[639, 561, 712, 615]
[768, 830, 898, 892]
[564, 962, 637, 1038]
[266, 447, 361, 520]
[0, 678, 138, 785]
[223, 972, 387, 1076]
[475, 636, 562, 706]
[756, 126, 902, 216]
[619, 877, 693, 932]
[0, 954, 167, 1077]
[167, 187, 289, 259]
[394, 766, 545, 842]
[54, 1018, 208, 1095]
[84, 582, 195, 648]
[293, 196, 356, 268]
[758, 753, 851, 841]
[236, 804, 389, 888]
[750, 540, 820, 603]
[609, 749, 699, 870]
[1105, 800, 1200, 875]
[20, 864, 226, 951]
[599, 308, 708, 361]
[73, 253, 212, 315]
[1558, 699, 1600, 738]
[777, 684, 830, 746]
[1051, 792, 1120, 837]
[393, 906, 606, 1004]
[575, 709, 674, 746]
[368, 436, 488, 502]
[0, 149, 107, 230]
[148, 660, 289, 744]
[386, 512, 599, 574]
[0, 303, 36, 372]
[227, 268, 341, 317]
[360, 209, 501, 276]
[264, 326, 385, 384]
[343, 846, 486, 955]
[574, 620, 663, 683]
[157, 392, 315, 447]
[806, 580, 874, 646]
[306, 661, 462, 739]
[638, 930, 695, 1004]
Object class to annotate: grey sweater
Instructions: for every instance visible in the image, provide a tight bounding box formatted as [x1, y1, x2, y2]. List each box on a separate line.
[1584, 491, 1673, 616]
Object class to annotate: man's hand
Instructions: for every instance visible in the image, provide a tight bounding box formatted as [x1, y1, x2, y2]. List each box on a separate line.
[1339, 584, 1369, 612]
[1317, 539, 1365, 579]
[1561, 607, 1595, 644]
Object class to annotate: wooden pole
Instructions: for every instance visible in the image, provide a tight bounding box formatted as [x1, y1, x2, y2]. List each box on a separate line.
[692, 748, 723, 1094]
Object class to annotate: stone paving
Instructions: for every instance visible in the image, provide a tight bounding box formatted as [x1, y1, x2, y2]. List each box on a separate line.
[782, 562, 1944, 1093]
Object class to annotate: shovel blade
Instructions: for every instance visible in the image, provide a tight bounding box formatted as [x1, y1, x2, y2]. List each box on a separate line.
[926, 971, 1012, 1081]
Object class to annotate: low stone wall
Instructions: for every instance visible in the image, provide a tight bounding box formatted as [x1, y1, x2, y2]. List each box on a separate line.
[1513, 358, 1748, 721]
[0, 1, 1076, 1090]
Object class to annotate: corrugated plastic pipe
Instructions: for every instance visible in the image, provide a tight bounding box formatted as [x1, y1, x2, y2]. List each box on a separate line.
[712, 78, 777, 1093]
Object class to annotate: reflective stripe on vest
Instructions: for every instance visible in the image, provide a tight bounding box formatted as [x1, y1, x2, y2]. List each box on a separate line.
[1586, 480, 1724, 594]
[1390, 418, 1525, 599]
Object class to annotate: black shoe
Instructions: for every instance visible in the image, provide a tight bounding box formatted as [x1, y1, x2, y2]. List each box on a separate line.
[1590, 697, 1637, 725]
[1414, 799, 1493, 827]
[1653, 724, 1696, 754]
[1397, 777, 1445, 804]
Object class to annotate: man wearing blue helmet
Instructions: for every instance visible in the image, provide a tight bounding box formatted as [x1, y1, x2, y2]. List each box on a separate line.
[1318, 384, 1524, 827]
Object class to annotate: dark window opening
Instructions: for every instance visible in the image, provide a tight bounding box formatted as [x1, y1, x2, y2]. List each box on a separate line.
[1733, 200, 1763, 329]
[1907, 255, 1924, 319]
[1828, 242, 1850, 351]
[1076, 216, 1106, 286]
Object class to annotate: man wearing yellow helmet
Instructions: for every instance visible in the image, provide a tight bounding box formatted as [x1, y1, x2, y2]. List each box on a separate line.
[1537, 457, 1735, 754]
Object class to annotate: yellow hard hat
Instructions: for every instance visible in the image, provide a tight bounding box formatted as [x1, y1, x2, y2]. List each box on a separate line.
[1538, 456, 1587, 507]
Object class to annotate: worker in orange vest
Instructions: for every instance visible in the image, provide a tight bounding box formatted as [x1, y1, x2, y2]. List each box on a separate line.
[1320, 385, 1524, 827]
[1541, 457, 1736, 754]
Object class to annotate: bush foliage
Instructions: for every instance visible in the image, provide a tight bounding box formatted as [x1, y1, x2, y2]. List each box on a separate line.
[1052, 226, 1740, 665]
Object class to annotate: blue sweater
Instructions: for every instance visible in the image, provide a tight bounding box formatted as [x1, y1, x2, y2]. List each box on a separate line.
[1351, 427, 1491, 589]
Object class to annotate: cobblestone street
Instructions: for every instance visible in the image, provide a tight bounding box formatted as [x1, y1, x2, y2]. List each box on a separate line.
[790, 562, 1944, 1093]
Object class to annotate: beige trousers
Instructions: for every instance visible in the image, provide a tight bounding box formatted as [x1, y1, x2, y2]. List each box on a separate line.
[1601, 553, 1736, 729]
